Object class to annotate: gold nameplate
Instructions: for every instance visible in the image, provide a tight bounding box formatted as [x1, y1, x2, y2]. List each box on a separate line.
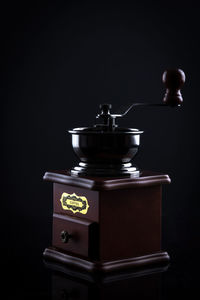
[60, 193, 89, 215]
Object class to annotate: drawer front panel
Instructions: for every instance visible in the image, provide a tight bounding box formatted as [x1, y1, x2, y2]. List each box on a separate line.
[53, 213, 98, 258]
[54, 183, 99, 222]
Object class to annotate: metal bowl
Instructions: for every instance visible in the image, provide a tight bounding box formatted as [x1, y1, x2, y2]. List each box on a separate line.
[68, 127, 143, 177]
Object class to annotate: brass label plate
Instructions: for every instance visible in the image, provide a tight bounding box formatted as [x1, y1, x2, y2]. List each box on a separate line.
[60, 193, 89, 215]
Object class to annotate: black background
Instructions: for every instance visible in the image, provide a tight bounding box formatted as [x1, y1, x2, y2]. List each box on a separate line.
[1, 0, 200, 298]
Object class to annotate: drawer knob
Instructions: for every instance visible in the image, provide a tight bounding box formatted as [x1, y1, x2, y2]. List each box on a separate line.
[60, 230, 71, 243]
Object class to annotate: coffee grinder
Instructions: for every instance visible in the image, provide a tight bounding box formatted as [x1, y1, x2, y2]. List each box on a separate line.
[43, 69, 185, 273]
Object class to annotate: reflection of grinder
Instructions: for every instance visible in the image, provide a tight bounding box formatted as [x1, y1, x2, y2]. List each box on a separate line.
[43, 69, 185, 273]
[45, 259, 167, 300]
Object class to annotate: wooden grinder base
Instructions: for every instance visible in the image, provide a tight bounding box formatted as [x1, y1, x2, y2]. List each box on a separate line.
[43, 170, 170, 273]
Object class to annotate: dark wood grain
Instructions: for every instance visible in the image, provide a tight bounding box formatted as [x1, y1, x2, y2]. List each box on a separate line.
[43, 247, 170, 273]
[99, 185, 162, 261]
[43, 170, 171, 191]
[44, 259, 168, 283]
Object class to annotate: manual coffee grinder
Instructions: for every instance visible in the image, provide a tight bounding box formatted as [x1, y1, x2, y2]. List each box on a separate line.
[43, 69, 185, 273]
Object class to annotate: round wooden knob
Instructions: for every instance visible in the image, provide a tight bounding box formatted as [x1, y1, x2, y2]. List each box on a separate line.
[162, 69, 185, 106]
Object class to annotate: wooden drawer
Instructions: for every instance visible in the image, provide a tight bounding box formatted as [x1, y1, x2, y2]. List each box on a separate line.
[52, 213, 98, 259]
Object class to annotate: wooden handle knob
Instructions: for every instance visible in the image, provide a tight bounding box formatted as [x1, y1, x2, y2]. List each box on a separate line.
[162, 69, 185, 106]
